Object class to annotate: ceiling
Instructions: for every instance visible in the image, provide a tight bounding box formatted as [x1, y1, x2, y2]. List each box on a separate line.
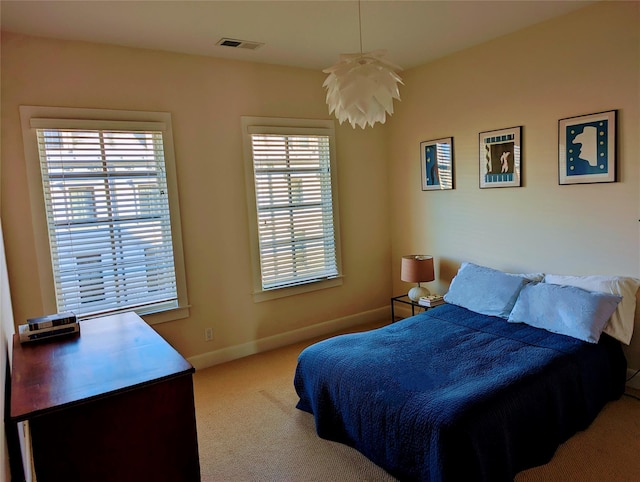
[1, 0, 596, 71]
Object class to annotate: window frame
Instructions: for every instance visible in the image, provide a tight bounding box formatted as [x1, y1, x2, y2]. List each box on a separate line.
[20, 106, 189, 324]
[241, 116, 343, 302]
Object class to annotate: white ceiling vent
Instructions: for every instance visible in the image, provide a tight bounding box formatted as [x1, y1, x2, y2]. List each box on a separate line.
[216, 38, 264, 50]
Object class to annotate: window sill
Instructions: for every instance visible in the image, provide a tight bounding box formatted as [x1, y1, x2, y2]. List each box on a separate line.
[141, 305, 190, 325]
[252, 277, 343, 302]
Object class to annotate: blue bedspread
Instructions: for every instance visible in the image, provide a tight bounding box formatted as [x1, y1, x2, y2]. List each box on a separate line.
[294, 304, 626, 481]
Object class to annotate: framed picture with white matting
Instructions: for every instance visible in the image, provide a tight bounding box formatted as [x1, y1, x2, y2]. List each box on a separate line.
[479, 126, 522, 189]
[559, 110, 616, 185]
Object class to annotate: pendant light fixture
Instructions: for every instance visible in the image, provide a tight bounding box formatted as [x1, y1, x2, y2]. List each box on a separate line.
[323, 0, 403, 129]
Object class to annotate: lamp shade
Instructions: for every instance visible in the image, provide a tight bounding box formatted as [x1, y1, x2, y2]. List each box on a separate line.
[401, 255, 435, 283]
[401, 255, 435, 301]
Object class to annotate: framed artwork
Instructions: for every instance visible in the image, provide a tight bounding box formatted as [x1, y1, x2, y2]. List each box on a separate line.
[420, 137, 454, 191]
[479, 126, 522, 188]
[558, 110, 616, 185]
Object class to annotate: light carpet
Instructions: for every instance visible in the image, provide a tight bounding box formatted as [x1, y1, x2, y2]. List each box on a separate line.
[193, 322, 640, 481]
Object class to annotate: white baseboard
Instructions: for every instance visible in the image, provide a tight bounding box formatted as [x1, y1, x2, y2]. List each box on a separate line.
[189, 309, 640, 390]
[187, 306, 389, 370]
[626, 368, 640, 389]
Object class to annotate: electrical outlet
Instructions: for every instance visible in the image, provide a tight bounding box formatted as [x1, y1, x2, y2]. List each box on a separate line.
[205, 327, 213, 341]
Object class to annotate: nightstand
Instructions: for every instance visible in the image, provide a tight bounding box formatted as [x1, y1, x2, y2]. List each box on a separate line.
[390, 294, 426, 322]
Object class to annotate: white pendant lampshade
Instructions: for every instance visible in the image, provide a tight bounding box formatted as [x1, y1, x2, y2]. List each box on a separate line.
[323, 1, 403, 129]
[401, 255, 435, 301]
[323, 50, 403, 129]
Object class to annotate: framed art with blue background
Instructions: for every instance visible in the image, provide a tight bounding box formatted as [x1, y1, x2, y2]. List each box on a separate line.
[558, 110, 616, 185]
[479, 126, 522, 188]
[420, 137, 454, 191]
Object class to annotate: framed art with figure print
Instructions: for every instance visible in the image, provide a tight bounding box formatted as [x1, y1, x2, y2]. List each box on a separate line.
[420, 137, 454, 191]
[558, 110, 616, 185]
[479, 126, 522, 189]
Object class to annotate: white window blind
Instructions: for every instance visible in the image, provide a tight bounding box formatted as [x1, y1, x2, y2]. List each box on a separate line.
[249, 130, 339, 291]
[34, 125, 179, 318]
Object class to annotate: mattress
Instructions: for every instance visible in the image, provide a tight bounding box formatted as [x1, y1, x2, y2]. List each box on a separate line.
[294, 303, 626, 481]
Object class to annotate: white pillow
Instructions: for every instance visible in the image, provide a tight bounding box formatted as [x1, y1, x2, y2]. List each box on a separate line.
[520, 273, 545, 283]
[543, 274, 640, 345]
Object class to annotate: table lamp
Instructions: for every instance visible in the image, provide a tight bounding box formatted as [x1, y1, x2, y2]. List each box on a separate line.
[401, 255, 435, 301]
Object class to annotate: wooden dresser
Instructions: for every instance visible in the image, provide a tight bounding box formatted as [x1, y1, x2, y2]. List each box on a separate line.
[10, 312, 201, 482]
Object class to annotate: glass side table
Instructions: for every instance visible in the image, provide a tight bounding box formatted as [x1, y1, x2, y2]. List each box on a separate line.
[390, 294, 426, 322]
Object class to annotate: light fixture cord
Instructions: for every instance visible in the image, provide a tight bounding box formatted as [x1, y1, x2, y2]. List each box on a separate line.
[358, 0, 363, 56]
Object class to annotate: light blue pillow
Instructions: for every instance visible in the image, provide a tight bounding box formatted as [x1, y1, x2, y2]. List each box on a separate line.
[443, 262, 529, 318]
[507, 282, 622, 343]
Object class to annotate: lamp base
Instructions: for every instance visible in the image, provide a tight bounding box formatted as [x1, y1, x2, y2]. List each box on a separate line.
[408, 286, 430, 301]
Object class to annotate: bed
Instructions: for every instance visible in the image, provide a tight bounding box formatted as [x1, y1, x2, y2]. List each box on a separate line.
[294, 263, 634, 481]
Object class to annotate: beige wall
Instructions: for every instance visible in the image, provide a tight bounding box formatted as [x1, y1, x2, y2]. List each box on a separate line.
[0, 33, 392, 364]
[388, 1, 640, 366]
[1, 1, 639, 373]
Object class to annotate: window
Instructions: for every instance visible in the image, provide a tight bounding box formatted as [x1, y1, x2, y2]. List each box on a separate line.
[20, 107, 189, 323]
[67, 187, 97, 221]
[242, 117, 342, 301]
